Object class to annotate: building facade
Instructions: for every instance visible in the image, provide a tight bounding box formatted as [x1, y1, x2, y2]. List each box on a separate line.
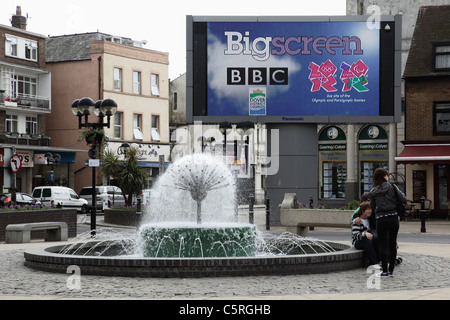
[0, 7, 83, 194]
[397, 5, 450, 218]
[46, 32, 170, 194]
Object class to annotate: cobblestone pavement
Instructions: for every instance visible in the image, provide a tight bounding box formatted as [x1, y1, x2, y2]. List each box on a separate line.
[1, 208, 449, 299]
[0, 247, 449, 299]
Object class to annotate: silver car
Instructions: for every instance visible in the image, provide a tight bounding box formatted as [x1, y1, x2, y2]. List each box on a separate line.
[79, 186, 125, 211]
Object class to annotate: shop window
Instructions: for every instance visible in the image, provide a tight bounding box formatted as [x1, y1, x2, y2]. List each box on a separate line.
[318, 126, 347, 199]
[358, 125, 389, 195]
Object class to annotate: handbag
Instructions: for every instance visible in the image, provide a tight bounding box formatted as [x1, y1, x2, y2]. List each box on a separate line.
[392, 184, 406, 217]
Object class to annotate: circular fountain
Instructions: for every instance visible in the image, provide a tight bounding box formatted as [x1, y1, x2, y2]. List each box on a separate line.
[24, 154, 364, 277]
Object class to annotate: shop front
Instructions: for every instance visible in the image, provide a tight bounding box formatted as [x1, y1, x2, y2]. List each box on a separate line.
[1, 146, 83, 194]
[318, 126, 347, 199]
[358, 125, 389, 195]
[395, 143, 450, 218]
[106, 142, 170, 187]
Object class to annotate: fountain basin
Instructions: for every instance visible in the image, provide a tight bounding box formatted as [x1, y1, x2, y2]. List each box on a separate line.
[23, 241, 364, 278]
[139, 223, 257, 257]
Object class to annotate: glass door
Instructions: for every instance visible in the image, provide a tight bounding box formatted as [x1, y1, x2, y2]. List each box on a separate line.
[434, 164, 449, 217]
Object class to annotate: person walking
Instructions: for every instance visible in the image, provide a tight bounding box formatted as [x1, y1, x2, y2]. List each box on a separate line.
[369, 168, 406, 277]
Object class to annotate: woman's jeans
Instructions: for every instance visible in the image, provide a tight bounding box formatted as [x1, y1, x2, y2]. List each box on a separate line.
[376, 215, 399, 273]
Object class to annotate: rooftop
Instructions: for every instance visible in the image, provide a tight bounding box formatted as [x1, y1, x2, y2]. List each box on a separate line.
[403, 5, 450, 78]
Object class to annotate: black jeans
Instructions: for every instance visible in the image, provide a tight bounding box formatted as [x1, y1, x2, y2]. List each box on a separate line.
[376, 215, 399, 273]
[354, 236, 379, 265]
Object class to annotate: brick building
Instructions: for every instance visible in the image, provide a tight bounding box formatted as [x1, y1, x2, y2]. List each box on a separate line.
[397, 5, 450, 217]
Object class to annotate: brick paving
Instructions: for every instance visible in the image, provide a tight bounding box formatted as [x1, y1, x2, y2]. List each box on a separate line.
[0, 208, 449, 299]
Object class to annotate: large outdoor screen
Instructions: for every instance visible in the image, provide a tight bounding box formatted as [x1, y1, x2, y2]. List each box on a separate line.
[187, 16, 401, 123]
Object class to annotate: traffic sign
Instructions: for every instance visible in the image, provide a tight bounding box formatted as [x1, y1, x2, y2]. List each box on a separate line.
[10, 153, 22, 173]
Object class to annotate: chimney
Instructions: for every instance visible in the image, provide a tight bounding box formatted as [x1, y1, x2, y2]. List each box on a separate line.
[11, 6, 27, 30]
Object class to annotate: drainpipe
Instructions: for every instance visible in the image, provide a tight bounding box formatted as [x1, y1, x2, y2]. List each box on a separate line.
[97, 56, 102, 100]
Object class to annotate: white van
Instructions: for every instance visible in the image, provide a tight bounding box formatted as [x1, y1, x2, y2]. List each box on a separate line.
[79, 186, 125, 211]
[32, 186, 88, 214]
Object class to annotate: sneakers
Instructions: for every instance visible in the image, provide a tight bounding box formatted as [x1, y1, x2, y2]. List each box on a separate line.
[376, 271, 394, 277]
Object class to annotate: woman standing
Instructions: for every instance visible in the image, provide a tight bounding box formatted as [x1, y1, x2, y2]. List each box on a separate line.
[369, 168, 406, 277]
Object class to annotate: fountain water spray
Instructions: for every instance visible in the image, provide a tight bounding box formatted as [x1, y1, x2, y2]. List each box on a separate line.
[162, 154, 233, 224]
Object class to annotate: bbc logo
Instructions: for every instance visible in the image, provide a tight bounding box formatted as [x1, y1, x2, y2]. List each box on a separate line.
[227, 68, 288, 85]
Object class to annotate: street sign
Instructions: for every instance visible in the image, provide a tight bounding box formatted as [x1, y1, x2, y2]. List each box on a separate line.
[85, 159, 101, 167]
[10, 153, 22, 173]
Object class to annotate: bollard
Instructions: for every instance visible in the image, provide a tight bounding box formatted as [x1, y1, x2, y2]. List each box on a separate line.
[137, 196, 142, 214]
[420, 196, 426, 233]
[265, 196, 270, 230]
[249, 193, 255, 224]
[309, 196, 314, 231]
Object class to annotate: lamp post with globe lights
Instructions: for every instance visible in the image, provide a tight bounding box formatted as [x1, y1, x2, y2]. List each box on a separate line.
[72, 97, 117, 237]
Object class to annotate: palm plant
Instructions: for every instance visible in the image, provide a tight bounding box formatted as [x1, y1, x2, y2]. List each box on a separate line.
[102, 149, 121, 185]
[103, 146, 148, 206]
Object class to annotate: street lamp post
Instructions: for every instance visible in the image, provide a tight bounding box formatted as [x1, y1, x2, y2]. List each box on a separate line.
[72, 97, 117, 237]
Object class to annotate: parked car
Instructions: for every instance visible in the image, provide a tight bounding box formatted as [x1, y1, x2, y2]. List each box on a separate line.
[31, 186, 88, 214]
[79, 186, 125, 211]
[0, 192, 42, 207]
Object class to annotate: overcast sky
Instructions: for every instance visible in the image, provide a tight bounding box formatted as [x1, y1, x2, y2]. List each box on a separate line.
[1, 0, 346, 79]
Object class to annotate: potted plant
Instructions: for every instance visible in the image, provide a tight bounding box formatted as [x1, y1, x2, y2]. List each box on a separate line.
[79, 128, 108, 147]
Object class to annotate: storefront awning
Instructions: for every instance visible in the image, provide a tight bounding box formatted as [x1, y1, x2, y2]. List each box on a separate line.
[395, 144, 450, 164]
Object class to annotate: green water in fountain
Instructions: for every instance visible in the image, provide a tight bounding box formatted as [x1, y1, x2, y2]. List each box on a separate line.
[140, 224, 257, 257]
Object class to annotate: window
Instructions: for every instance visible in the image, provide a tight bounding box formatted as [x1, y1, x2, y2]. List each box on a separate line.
[6, 115, 18, 133]
[26, 116, 38, 134]
[151, 115, 160, 141]
[434, 43, 450, 70]
[114, 68, 122, 91]
[133, 114, 143, 140]
[6, 35, 17, 57]
[24, 40, 37, 60]
[114, 112, 123, 139]
[434, 102, 450, 135]
[173, 92, 178, 110]
[133, 71, 141, 94]
[5, 35, 37, 61]
[12, 75, 37, 97]
[151, 73, 160, 96]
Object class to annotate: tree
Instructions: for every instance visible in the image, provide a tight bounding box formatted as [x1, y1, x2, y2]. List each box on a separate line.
[102, 149, 121, 185]
[103, 146, 148, 206]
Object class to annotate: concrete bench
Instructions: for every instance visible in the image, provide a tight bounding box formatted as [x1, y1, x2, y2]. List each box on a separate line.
[5, 222, 68, 243]
[280, 193, 353, 237]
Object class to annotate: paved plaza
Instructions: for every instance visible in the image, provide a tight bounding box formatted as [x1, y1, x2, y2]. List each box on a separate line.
[0, 207, 449, 300]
